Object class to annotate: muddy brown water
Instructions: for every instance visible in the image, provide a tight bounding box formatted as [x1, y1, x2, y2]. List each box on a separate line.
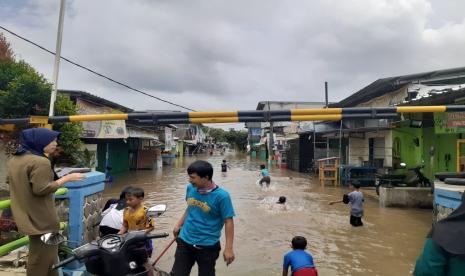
[103, 153, 431, 276]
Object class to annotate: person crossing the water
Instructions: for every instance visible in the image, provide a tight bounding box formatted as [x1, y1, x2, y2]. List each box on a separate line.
[283, 236, 318, 276]
[329, 182, 364, 227]
[171, 160, 236, 276]
[221, 159, 230, 173]
[276, 196, 288, 211]
[259, 164, 271, 187]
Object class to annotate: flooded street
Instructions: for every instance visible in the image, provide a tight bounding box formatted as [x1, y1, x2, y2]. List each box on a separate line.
[103, 153, 432, 276]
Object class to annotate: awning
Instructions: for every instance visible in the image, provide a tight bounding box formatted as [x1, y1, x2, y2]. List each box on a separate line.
[127, 127, 159, 140]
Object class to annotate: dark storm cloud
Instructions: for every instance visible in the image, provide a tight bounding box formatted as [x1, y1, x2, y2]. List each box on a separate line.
[2, 0, 465, 112]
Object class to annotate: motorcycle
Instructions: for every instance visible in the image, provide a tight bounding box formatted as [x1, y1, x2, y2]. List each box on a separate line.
[375, 163, 432, 195]
[41, 204, 171, 276]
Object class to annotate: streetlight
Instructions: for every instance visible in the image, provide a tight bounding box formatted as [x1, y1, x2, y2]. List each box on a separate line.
[48, 0, 66, 117]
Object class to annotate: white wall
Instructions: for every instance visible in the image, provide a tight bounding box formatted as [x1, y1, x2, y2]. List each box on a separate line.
[348, 130, 392, 167]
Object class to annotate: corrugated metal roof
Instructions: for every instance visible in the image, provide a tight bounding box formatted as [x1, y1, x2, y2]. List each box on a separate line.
[59, 89, 133, 113]
[333, 66, 465, 107]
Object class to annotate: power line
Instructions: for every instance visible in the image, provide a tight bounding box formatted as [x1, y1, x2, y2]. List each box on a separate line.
[0, 25, 196, 111]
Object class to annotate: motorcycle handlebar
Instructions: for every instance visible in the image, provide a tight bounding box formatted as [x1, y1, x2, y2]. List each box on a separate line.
[52, 256, 76, 270]
[147, 232, 169, 239]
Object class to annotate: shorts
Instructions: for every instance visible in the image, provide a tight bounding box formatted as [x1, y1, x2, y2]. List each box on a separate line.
[294, 267, 318, 276]
[350, 215, 363, 227]
[260, 176, 271, 185]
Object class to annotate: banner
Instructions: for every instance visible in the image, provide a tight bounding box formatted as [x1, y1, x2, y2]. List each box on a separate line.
[165, 127, 173, 150]
[250, 128, 262, 136]
[77, 99, 128, 139]
[434, 112, 465, 134]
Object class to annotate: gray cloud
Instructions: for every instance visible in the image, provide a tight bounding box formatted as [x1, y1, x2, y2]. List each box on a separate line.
[2, 0, 465, 113]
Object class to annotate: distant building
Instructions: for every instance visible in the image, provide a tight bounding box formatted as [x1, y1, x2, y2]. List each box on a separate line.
[320, 66, 465, 180]
[246, 101, 327, 172]
[59, 90, 164, 172]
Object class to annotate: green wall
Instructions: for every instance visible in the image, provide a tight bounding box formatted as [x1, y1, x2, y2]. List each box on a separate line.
[392, 127, 422, 168]
[393, 126, 458, 179]
[96, 140, 129, 174]
[422, 127, 457, 179]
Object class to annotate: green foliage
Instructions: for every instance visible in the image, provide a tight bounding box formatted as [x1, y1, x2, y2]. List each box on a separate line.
[208, 128, 227, 143]
[203, 126, 248, 151]
[74, 148, 96, 168]
[225, 129, 248, 150]
[0, 35, 83, 164]
[52, 94, 84, 164]
[0, 60, 51, 117]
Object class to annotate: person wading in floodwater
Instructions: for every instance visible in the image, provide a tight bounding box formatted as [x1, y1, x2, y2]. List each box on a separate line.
[329, 182, 364, 227]
[259, 164, 271, 187]
[171, 160, 235, 276]
[221, 160, 230, 173]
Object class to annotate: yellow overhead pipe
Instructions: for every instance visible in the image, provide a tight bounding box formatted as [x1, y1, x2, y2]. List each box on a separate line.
[291, 114, 342, 121]
[69, 114, 129, 122]
[396, 106, 447, 113]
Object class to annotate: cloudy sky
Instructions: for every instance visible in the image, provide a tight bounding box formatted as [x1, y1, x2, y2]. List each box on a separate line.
[2, 0, 465, 115]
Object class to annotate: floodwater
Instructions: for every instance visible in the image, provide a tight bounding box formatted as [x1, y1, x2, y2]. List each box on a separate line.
[103, 152, 432, 276]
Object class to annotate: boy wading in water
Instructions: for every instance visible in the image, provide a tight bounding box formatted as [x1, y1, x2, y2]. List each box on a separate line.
[283, 236, 318, 276]
[329, 182, 364, 227]
[259, 164, 271, 187]
[221, 160, 229, 173]
[171, 160, 235, 276]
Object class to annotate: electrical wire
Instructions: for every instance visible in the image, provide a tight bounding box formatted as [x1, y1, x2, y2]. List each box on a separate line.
[0, 25, 196, 111]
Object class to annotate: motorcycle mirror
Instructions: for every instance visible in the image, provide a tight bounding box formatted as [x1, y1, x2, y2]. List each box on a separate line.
[40, 232, 66, 245]
[400, 163, 407, 168]
[147, 204, 167, 218]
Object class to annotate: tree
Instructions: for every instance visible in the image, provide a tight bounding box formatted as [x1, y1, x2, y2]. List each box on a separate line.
[0, 33, 13, 62]
[0, 33, 83, 164]
[0, 60, 52, 117]
[202, 126, 248, 151]
[225, 129, 248, 150]
[53, 94, 84, 164]
[209, 128, 227, 143]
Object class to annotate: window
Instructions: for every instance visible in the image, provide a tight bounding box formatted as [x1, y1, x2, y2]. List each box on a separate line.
[393, 137, 401, 158]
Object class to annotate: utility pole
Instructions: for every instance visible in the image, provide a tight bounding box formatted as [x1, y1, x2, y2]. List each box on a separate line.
[325, 81, 329, 108]
[268, 101, 274, 164]
[48, 0, 66, 117]
[325, 81, 329, 158]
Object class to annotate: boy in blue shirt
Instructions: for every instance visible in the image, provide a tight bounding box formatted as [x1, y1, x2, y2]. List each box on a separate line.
[259, 164, 271, 187]
[283, 236, 318, 276]
[171, 160, 235, 276]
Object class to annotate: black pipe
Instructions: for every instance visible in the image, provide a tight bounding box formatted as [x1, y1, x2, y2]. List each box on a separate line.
[342, 107, 396, 114]
[49, 116, 70, 123]
[446, 105, 465, 112]
[325, 81, 328, 108]
[0, 118, 30, 124]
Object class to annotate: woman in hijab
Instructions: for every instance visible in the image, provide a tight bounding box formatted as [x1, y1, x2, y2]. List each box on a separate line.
[414, 193, 465, 275]
[7, 128, 86, 276]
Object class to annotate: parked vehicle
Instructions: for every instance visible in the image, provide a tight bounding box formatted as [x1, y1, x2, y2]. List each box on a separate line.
[42, 204, 170, 276]
[375, 163, 432, 195]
